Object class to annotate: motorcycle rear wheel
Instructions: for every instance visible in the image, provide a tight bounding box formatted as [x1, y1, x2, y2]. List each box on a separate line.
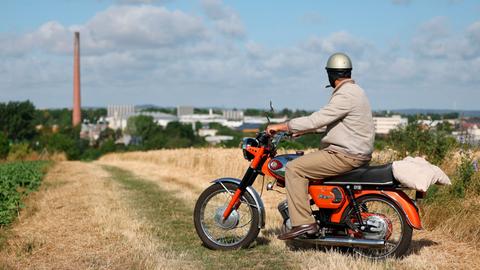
[343, 195, 413, 259]
[194, 182, 260, 250]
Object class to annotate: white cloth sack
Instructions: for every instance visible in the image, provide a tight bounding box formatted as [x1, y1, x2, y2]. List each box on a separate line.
[392, 156, 451, 192]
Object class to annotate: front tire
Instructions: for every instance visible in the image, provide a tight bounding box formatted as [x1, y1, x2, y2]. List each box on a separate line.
[193, 182, 260, 250]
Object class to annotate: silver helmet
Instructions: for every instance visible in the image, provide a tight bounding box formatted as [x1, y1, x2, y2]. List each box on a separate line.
[326, 52, 352, 70]
[325, 52, 352, 88]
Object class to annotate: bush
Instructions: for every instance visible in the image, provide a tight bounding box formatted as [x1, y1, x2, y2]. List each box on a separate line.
[7, 143, 32, 161]
[387, 122, 457, 165]
[99, 139, 116, 154]
[451, 153, 476, 198]
[0, 132, 9, 159]
[80, 148, 102, 161]
[0, 161, 49, 226]
[39, 132, 90, 160]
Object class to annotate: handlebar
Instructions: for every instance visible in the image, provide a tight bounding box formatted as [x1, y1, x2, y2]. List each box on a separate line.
[256, 131, 291, 149]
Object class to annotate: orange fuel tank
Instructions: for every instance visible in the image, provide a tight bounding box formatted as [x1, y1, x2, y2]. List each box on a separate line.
[309, 185, 345, 209]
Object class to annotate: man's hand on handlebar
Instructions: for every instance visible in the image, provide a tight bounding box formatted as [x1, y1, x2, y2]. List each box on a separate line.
[266, 122, 289, 136]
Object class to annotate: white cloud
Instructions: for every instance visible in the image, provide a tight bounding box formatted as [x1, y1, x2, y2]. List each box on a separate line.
[201, 0, 245, 39]
[0, 3, 479, 110]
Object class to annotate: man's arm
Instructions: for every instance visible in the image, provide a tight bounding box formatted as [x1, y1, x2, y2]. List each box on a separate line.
[287, 91, 351, 133]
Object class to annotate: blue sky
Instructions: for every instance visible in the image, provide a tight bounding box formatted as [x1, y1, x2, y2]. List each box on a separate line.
[1, 0, 480, 110]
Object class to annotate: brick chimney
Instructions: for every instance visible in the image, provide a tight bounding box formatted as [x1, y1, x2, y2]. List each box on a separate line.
[72, 32, 82, 126]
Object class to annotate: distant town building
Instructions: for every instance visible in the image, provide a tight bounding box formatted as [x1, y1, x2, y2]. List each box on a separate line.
[80, 121, 108, 144]
[223, 109, 244, 121]
[452, 124, 480, 145]
[198, 128, 218, 137]
[177, 106, 194, 117]
[140, 111, 178, 127]
[204, 135, 234, 145]
[373, 115, 408, 135]
[243, 116, 288, 124]
[107, 105, 136, 130]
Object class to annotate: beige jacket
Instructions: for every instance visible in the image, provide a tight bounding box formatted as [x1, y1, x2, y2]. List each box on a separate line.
[392, 156, 451, 192]
[287, 79, 375, 160]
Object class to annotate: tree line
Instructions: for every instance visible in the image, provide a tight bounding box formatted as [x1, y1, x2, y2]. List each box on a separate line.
[1, 100, 467, 162]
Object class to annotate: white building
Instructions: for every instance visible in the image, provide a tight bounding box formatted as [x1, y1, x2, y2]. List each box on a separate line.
[178, 110, 229, 126]
[453, 125, 480, 144]
[205, 135, 234, 145]
[106, 105, 136, 130]
[243, 116, 288, 124]
[223, 109, 244, 120]
[373, 115, 408, 135]
[140, 111, 178, 127]
[198, 128, 218, 137]
[177, 106, 194, 116]
[106, 105, 178, 130]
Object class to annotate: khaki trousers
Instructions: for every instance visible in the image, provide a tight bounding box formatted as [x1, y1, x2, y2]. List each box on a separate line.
[285, 150, 368, 226]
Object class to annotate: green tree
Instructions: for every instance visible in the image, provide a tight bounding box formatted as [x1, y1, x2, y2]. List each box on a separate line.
[0, 132, 9, 159]
[99, 139, 116, 154]
[126, 115, 161, 139]
[0, 101, 36, 141]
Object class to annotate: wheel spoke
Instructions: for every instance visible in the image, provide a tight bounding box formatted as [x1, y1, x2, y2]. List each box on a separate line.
[197, 184, 257, 248]
[347, 197, 405, 258]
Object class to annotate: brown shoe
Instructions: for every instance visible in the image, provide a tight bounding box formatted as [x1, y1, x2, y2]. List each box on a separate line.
[278, 223, 319, 240]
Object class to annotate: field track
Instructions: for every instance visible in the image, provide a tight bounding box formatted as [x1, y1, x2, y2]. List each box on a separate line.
[1, 150, 479, 269]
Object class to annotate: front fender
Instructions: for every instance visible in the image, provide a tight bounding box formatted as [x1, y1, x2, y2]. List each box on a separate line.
[211, 178, 266, 229]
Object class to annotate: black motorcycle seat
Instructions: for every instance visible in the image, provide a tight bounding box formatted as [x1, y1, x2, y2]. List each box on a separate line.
[322, 163, 397, 185]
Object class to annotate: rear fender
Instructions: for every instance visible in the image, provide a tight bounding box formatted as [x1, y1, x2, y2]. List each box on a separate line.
[381, 190, 422, 230]
[331, 189, 422, 230]
[211, 178, 266, 229]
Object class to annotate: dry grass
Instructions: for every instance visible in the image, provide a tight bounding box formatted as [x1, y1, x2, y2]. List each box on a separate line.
[2, 148, 477, 269]
[0, 161, 172, 269]
[100, 148, 480, 269]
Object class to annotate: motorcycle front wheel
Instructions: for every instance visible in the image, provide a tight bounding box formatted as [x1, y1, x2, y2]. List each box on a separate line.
[193, 182, 260, 250]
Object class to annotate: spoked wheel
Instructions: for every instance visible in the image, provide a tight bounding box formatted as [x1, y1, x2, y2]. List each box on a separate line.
[194, 182, 260, 250]
[343, 195, 412, 259]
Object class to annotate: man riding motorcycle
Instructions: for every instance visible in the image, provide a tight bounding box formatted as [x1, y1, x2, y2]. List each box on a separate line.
[266, 52, 375, 240]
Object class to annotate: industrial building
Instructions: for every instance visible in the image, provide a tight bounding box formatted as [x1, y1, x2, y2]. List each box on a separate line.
[373, 115, 408, 135]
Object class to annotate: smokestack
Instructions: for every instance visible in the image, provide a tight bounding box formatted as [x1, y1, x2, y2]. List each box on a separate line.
[72, 32, 82, 126]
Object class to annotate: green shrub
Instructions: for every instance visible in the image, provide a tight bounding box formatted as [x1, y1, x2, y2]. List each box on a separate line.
[99, 139, 116, 154]
[387, 122, 457, 165]
[80, 148, 102, 161]
[0, 132, 9, 159]
[0, 161, 49, 226]
[7, 143, 32, 161]
[451, 153, 476, 198]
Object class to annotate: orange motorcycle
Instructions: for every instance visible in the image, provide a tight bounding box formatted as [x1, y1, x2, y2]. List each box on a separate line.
[194, 131, 423, 258]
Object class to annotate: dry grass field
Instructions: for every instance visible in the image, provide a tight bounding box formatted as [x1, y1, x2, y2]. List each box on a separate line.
[1, 148, 479, 269]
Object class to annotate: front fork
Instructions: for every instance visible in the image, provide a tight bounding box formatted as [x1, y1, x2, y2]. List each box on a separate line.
[222, 167, 258, 220]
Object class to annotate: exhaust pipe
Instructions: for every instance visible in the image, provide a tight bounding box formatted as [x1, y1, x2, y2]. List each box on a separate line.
[296, 237, 385, 249]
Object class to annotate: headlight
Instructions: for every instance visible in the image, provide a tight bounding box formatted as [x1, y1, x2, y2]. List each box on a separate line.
[241, 137, 258, 161]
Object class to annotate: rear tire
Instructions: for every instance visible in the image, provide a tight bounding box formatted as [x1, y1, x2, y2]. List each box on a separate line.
[343, 195, 413, 259]
[194, 183, 260, 250]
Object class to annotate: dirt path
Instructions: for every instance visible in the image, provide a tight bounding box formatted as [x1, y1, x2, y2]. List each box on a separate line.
[99, 159, 480, 270]
[1, 160, 479, 269]
[0, 162, 178, 269]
